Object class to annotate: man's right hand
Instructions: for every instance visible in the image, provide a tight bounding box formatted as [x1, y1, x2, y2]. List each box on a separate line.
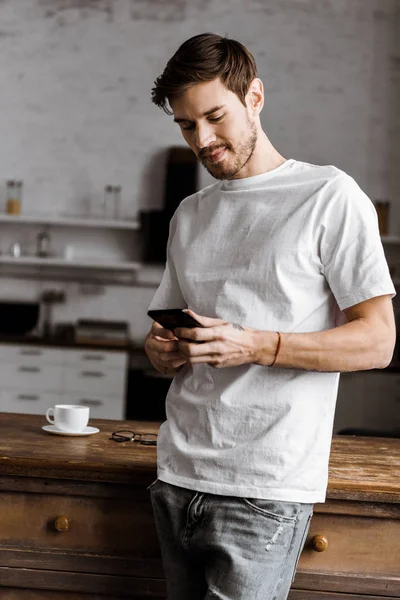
[144, 321, 188, 375]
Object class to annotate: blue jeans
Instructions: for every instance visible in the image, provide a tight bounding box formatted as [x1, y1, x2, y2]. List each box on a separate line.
[149, 479, 313, 600]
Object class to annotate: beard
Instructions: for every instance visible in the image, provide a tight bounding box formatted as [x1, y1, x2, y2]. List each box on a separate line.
[199, 116, 258, 180]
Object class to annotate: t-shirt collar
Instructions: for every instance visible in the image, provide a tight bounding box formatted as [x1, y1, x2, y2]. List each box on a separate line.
[221, 159, 295, 191]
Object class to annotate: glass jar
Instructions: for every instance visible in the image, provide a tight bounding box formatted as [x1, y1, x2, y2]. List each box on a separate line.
[113, 185, 122, 220]
[374, 199, 390, 236]
[103, 185, 113, 218]
[6, 179, 22, 215]
[36, 230, 51, 258]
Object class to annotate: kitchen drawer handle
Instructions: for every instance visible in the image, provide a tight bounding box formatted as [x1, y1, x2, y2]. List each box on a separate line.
[18, 366, 41, 373]
[54, 515, 70, 532]
[17, 394, 40, 401]
[79, 399, 104, 407]
[82, 354, 105, 361]
[80, 371, 105, 378]
[311, 535, 329, 552]
[19, 349, 43, 356]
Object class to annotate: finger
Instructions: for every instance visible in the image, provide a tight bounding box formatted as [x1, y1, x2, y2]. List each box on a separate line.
[154, 333, 178, 341]
[151, 322, 176, 339]
[188, 354, 220, 365]
[175, 326, 221, 343]
[148, 338, 180, 353]
[159, 350, 186, 362]
[158, 357, 188, 371]
[178, 340, 220, 357]
[184, 309, 227, 328]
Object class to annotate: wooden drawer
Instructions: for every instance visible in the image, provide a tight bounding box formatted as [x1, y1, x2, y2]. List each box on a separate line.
[0, 362, 63, 392]
[0, 587, 166, 600]
[0, 590, 137, 600]
[297, 511, 400, 593]
[289, 592, 396, 600]
[63, 349, 127, 370]
[63, 366, 125, 396]
[0, 490, 160, 558]
[0, 390, 55, 416]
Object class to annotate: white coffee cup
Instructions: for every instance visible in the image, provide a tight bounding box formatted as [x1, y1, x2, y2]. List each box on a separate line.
[46, 404, 90, 433]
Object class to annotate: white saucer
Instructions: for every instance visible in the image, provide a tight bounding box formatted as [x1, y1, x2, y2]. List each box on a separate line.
[42, 425, 100, 437]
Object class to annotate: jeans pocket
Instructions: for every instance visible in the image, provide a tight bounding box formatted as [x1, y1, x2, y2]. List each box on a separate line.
[146, 478, 160, 492]
[291, 510, 313, 583]
[242, 498, 300, 522]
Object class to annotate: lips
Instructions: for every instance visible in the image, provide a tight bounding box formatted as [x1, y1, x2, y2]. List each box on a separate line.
[206, 147, 226, 163]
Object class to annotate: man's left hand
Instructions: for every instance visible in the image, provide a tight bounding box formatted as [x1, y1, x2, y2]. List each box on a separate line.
[174, 309, 271, 368]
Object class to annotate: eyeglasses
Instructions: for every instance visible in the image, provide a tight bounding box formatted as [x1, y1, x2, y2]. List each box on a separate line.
[110, 430, 158, 446]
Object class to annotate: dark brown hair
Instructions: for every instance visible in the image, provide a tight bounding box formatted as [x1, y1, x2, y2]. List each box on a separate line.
[151, 33, 258, 115]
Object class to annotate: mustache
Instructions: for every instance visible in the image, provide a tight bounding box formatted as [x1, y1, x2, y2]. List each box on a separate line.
[199, 145, 229, 160]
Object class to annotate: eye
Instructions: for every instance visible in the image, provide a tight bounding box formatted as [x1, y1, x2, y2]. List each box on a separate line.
[180, 123, 195, 131]
[208, 115, 223, 123]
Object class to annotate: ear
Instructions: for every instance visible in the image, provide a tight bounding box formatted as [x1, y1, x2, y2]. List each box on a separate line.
[246, 78, 264, 116]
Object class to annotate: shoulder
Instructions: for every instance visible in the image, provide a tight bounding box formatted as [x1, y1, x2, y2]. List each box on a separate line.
[173, 181, 221, 216]
[294, 161, 371, 209]
[182, 181, 220, 205]
[292, 160, 352, 189]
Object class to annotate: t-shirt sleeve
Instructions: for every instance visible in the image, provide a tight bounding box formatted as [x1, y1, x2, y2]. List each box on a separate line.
[148, 214, 186, 311]
[319, 174, 396, 311]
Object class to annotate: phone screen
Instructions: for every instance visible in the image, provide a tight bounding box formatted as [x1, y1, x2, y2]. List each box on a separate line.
[147, 309, 203, 331]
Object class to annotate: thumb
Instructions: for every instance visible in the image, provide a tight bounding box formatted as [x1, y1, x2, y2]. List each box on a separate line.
[152, 321, 177, 340]
[184, 308, 227, 328]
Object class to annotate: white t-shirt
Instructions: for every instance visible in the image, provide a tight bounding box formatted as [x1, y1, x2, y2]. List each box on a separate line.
[148, 159, 396, 503]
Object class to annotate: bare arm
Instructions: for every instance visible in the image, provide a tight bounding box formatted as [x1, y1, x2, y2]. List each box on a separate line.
[175, 295, 396, 372]
[258, 295, 396, 371]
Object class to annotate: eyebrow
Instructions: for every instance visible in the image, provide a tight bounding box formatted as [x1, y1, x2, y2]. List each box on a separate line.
[173, 105, 226, 124]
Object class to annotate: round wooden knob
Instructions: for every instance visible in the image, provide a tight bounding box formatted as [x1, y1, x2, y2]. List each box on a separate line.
[54, 515, 70, 532]
[312, 534, 328, 552]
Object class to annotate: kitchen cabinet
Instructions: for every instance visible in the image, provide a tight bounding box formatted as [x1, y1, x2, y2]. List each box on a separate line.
[0, 344, 128, 419]
[334, 370, 400, 436]
[293, 503, 400, 597]
[0, 414, 399, 599]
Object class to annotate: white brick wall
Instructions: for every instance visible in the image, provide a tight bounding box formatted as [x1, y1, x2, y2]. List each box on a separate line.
[0, 0, 398, 343]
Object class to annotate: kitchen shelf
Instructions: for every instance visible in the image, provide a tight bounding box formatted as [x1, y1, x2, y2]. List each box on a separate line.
[0, 214, 140, 230]
[0, 256, 141, 272]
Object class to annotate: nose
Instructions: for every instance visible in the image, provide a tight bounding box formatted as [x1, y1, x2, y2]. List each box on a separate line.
[194, 122, 216, 150]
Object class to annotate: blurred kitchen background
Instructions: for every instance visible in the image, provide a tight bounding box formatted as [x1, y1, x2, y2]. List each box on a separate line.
[0, 0, 399, 434]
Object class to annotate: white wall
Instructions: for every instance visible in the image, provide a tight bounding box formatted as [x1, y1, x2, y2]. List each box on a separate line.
[0, 0, 399, 344]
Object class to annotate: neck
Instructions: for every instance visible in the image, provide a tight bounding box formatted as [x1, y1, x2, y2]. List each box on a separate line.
[231, 130, 287, 180]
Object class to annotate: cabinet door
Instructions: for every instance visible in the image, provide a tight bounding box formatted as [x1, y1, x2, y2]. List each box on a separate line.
[63, 348, 127, 369]
[0, 389, 55, 415]
[62, 350, 128, 419]
[0, 362, 63, 392]
[63, 366, 125, 397]
[360, 372, 400, 430]
[0, 344, 64, 397]
[0, 344, 64, 365]
[63, 393, 125, 420]
[334, 371, 400, 435]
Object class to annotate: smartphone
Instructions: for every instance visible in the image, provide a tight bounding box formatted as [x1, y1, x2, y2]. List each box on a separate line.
[147, 308, 203, 332]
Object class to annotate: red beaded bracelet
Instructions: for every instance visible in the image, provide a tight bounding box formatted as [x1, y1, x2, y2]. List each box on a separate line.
[269, 332, 282, 367]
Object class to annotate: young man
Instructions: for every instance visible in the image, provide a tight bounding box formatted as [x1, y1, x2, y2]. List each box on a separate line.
[145, 33, 396, 599]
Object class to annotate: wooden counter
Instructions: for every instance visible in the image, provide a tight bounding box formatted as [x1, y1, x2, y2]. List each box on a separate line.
[0, 413, 399, 599]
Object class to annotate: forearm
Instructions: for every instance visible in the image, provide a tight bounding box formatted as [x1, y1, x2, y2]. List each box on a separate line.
[255, 319, 394, 372]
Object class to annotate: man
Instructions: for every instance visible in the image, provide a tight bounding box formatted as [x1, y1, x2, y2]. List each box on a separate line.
[145, 33, 396, 599]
